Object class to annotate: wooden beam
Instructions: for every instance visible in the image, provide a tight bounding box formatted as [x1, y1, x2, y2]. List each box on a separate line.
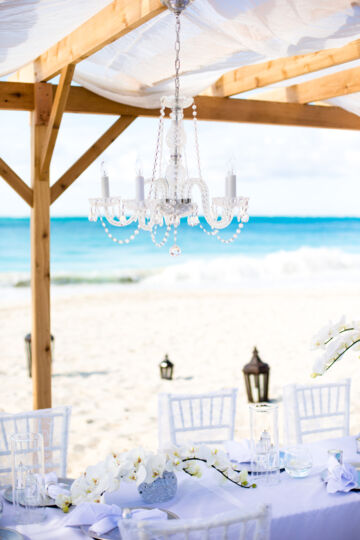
[31, 83, 52, 410]
[1, 81, 360, 130]
[14, 0, 165, 83]
[0, 81, 34, 111]
[0, 158, 33, 206]
[50, 115, 136, 203]
[249, 65, 360, 104]
[64, 88, 360, 130]
[41, 64, 75, 176]
[202, 39, 360, 97]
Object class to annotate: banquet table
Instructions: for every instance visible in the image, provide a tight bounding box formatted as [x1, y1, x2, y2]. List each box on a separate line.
[1, 435, 360, 540]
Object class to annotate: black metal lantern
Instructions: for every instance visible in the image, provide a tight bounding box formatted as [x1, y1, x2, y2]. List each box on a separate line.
[159, 354, 174, 380]
[25, 333, 54, 378]
[243, 347, 270, 403]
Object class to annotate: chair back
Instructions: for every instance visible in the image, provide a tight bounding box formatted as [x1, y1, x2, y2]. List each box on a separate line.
[120, 505, 271, 540]
[283, 379, 350, 444]
[158, 389, 237, 447]
[0, 406, 71, 485]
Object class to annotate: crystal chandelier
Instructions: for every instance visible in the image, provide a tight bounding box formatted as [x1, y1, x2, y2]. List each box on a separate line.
[89, 0, 249, 256]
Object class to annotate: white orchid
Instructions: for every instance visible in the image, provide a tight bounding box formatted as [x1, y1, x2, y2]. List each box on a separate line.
[311, 317, 360, 377]
[70, 474, 105, 505]
[141, 453, 167, 485]
[183, 461, 202, 478]
[63, 443, 254, 511]
[311, 315, 349, 350]
[55, 492, 72, 513]
[162, 445, 185, 472]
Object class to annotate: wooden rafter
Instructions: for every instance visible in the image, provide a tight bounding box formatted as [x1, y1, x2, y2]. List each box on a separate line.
[201, 39, 360, 98]
[1, 81, 360, 130]
[0, 157, 33, 206]
[248, 65, 360, 104]
[50, 115, 136, 204]
[12, 0, 165, 83]
[64, 89, 360, 131]
[40, 64, 75, 176]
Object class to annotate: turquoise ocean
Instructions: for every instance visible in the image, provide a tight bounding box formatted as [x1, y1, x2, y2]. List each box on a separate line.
[1, 216, 360, 292]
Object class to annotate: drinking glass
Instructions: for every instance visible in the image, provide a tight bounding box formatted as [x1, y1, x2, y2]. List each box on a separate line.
[249, 403, 280, 486]
[284, 446, 312, 478]
[11, 432, 46, 524]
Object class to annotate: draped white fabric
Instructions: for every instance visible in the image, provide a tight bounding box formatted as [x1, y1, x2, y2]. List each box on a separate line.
[0, 0, 112, 76]
[1, 0, 360, 113]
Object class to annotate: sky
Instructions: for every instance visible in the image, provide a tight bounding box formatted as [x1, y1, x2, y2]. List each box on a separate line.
[1, 108, 360, 217]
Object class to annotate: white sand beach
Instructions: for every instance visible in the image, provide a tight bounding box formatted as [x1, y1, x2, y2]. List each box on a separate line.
[1, 285, 359, 477]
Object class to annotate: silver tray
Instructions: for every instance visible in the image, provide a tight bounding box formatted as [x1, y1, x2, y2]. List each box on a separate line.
[0, 528, 25, 540]
[321, 461, 360, 492]
[3, 477, 73, 508]
[81, 507, 179, 540]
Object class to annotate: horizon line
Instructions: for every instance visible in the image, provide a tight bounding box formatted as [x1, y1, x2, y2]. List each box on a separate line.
[1, 214, 360, 220]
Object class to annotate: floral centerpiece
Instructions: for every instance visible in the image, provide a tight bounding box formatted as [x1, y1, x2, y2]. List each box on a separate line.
[57, 444, 255, 512]
[311, 316, 360, 377]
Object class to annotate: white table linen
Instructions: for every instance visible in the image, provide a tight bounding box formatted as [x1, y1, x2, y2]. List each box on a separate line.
[1, 436, 359, 540]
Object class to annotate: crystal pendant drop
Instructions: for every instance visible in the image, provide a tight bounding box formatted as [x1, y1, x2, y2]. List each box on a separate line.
[169, 244, 181, 256]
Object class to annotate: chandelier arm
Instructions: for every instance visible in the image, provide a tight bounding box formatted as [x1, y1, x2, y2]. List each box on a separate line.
[183, 178, 234, 230]
[104, 207, 137, 228]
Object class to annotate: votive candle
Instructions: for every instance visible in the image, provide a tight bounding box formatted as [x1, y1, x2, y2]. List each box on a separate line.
[136, 174, 145, 201]
[101, 171, 110, 199]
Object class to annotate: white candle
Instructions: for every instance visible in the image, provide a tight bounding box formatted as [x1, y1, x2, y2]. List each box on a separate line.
[135, 174, 145, 201]
[101, 172, 110, 199]
[226, 172, 237, 198]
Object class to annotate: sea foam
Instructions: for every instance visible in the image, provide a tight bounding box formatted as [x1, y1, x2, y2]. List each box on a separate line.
[0, 247, 359, 291]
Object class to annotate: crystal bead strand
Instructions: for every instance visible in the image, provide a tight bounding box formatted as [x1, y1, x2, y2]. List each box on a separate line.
[100, 216, 140, 245]
[199, 223, 219, 236]
[215, 222, 244, 244]
[151, 224, 172, 248]
[169, 225, 181, 256]
[199, 220, 245, 244]
[149, 102, 166, 199]
[192, 103, 202, 179]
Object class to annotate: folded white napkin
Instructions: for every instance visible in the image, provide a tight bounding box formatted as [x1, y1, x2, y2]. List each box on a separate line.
[224, 439, 252, 463]
[326, 456, 358, 494]
[64, 502, 167, 535]
[39, 472, 70, 500]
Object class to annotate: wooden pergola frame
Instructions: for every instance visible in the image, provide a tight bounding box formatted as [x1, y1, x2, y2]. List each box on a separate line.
[1, 0, 360, 410]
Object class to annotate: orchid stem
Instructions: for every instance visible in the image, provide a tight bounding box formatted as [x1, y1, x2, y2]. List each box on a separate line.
[181, 457, 255, 489]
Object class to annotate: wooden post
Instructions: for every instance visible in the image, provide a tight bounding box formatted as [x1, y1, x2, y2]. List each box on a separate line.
[31, 83, 52, 409]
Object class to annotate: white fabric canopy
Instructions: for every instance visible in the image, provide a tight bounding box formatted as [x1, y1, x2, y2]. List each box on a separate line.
[1, 0, 360, 113]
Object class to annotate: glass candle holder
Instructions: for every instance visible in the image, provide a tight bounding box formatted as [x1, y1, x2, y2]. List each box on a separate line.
[11, 432, 45, 524]
[356, 437, 360, 454]
[284, 446, 312, 478]
[249, 402, 280, 486]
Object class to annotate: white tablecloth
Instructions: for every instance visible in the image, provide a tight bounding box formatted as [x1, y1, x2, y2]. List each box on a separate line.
[1, 436, 360, 539]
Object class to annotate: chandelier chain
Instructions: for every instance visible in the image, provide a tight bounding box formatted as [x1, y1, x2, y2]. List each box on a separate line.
[173, 12, 181, 200]
[174, 13, 181, 104]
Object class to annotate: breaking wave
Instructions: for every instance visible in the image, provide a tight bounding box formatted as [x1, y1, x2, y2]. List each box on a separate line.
[1, 247, 360, 290]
